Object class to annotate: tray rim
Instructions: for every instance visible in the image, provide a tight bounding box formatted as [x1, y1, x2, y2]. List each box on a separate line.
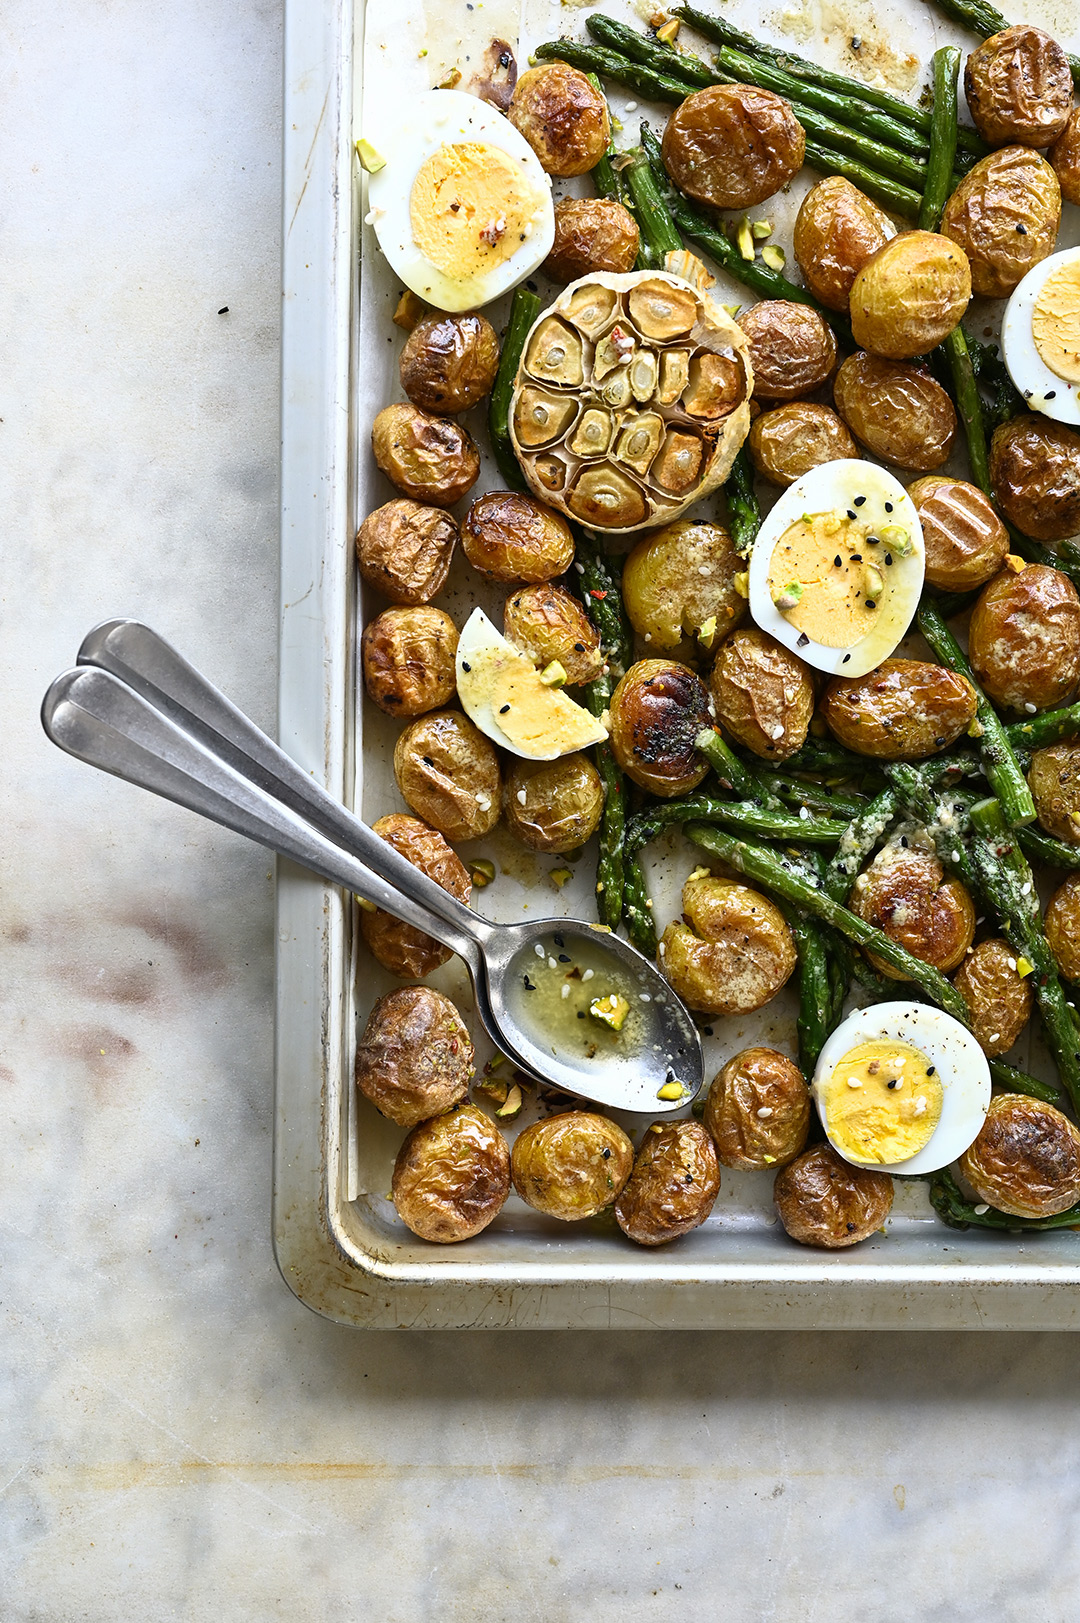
[272, 0, 1080, 1329]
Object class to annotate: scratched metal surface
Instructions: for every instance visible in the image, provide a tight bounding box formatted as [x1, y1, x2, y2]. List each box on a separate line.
[274, 0, 1080, 1327]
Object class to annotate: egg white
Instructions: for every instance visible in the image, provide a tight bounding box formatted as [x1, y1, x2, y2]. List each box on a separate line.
[455, 608, 608, 760]
[747, 459, 924, 679]
[1002, 247, 1080, 427]
[364, 89, 555, 312]
[813, 1002, 991, 1175]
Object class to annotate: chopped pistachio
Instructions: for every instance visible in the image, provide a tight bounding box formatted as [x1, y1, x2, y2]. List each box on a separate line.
[864, 563, 884, 600]
[967, 718, 985, 738]
[879, 523, 914, 557]
[772, 580, 803, 611]
[722, 302, 742, 318]
[688, 865, 711, 882]
[697, 613, 718, 649]
[549, 867, 573, 888]
[495, 1083, 524, 1120]
[761, 244, 786, 270]
[1016, 956, 1035, 977]
[470, 857, 496, 888]
[734, 570, 750, 598]
[590, 993, 631, 1031]
[355, 138, 387, 173]
[355, 894, 377, 913]
[657, 1081, 685, 1101]
[475, 1076, 510, 1106]
[656, 17, 681, 42]
[736, 216, 755, 261]
[392, 289, 429, 331]
[751, 219, 773, 240]
[437, 68, 462, 89]
[540, 660, 568, 687]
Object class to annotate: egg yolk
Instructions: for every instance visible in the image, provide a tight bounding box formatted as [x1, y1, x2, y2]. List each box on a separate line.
[766, 511, 888, 649]
[822, 1039, 943, 1164]
[411, 142, 542, 282]
[1032, 260, 1080, 385]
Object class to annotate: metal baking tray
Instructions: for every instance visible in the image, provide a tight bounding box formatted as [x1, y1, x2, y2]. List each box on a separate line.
[274, 0, 1080, 1327]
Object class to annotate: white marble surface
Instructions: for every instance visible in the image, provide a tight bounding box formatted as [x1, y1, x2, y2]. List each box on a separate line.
[5, 2, 1080, 1618]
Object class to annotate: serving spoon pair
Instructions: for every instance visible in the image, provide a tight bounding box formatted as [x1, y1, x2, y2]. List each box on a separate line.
[41, 622, 703, 1116]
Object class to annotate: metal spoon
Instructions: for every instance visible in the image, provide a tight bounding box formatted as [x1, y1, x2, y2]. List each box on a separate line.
[41, 621, 703, 1114]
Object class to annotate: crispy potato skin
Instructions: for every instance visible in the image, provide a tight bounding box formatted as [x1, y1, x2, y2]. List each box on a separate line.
[509, 63, 610, 176]
[850, 839, 976, 977]
[622, 518, 746, 655]
[1029, 740, 1080, 845]
[1049, 109, 1080, 205]
[356, 498, 458, 605]
[989, 418, 1080, 544]
[511, 1111, 634, 1220]
[399, 312, 500, 416]
[774, 1144, 893, 1248]
[502, 754, 604, 854]
[372, 403, 480, 507]
[708, 627, 814, 763]
[960, 1093, 1080, 1218]
[355, 986, 474, 1128]
[362, 605, 459, 718]
[907, 476, 1010, 593]
[822, 658, 977, 760]
[849, 232, 971, 360]
[360, 814, 471, 979]
[737, 300, 837, 400]
[462, 491, 575, 583]
[615, 1121, 721, 1246]
[748, 402, 859, 486]
[1045, 873, 1080, 980]
[954, 937, 1034, 1057]
[941, 147, 1061, 298]
[793, 176, 896, 313]
[704, 1046, 810, 1170]
[965, 25, 1072, 148]
[544, 198, 640, 281]
[608, 658, 712, 797]
[661, 874, 796, 1016]
[833, 353, 956, 471]
[502, 583, 602, 685]
[392, 1103, 511, 1243]
[662, 84, 805, 210]
[393, 710, 502, 841]
[968, 565, 1080, 712]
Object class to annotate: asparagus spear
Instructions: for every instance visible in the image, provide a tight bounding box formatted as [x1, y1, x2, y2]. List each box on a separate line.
[776, 898, 833, 1071]
[574, 529, 632, 679]
[967, 335, 1025, 431]
[824, 787, 898, 901]
[695, 727, 780, 805]
[622, 849, 657, 958]
[724, 448, 760, 558]
[930, 1166, 1080, 1230]
[623, 151, 683, 265]
[921, 0, 1080, 88]
[1017, 827, 1080, 874]
[918, 46, 961, 231]
[760, 774, 868, 820]
[1006, 702, 1080, 751]
[574, 531, 631, 929]
[488, 286, 540, 491]
[989, 1059, 1065, 1108]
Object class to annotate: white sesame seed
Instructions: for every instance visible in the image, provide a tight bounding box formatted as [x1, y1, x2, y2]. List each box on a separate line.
[1025, 702, 1037, 714]
[643, 632, 652, 642]
[914, 1096, 927, 1116]
[952, 851, 961, 863]
[988, 1033, 1001, 1043]
[534, 943, 545, 957]
[517, 790, 528, 805]
[847, 1076, 862, 1089]
[974, 1203, 989, 1214]
[574, 561, 585, 574]
[639, 992, 651, 1002]
[698, 564, 710, 576]
[1022, 880, 1032, 894]
[799, 804, 810, 819]
[625, 100, 638, 110]
[561, 983, 570, 1000]
[548, 956, 558, 970]
[757, 1106, 773, 1118]
[1008, 957, 1017, 971]
[772, 723, 786, 740]
[583, 968, 594, 981]
[658, 942, 666, 957]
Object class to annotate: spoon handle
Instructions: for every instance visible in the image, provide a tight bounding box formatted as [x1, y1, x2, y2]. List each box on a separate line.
[41, 665, 485, 965]
[73, 619, 490, 950]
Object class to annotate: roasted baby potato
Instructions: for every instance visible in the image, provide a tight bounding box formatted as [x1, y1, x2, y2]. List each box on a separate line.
[708, 627, 814, 762]
[360, 814, 471, 979]
[372, 403, 480, 507]
[662, 84, 805, 210]
[774, 1143, 893, 1248]
[544, 197, 640, 281]
[511, 1110, 634, 1220]
[392, 1103, 511, 1243]
[965, 25, 1073, 148]
[614, 1121, 721, 1246]
[660, 872, 796, 1017]
[1029, 739, 1080, 844]
[989, 417, 1080, 543]
[959, 1093, 1080, 1218]
[399, 311, 500, 415]
[1049, 109, 1080, 205]
[737, 300, 837, 400]
[748, 402, 859, 487]
[356, 498, 458, 605]
[622, 518, 746, 655]
[502, 582, 602, 685]
[941, 147, 1061, 298]
[608, 658, 712, 797]
[462, 490, 575, 583]
[355, 985, 473, 1128]
[849, 231, 971, 360]
[833, 352, 956, 471]
[362, 605, 459, 717]
[703, 1046, 810, 1170]
[850, 838, 976, 978]
[954, 937, 1034, 1057]
[792, 175, 896, 313]
[968, 564, 1080, 712]
[1045, 873, 1080, 980]
[907, 475, 1010, 593]
[509, 63, 610, 176]
[393, 710, 501, 841]
[822, 658, 978, 759]
[502, 753, 604, 854]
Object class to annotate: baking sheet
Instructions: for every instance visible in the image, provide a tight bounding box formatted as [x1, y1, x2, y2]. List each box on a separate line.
[273, 0, 1080, 1327]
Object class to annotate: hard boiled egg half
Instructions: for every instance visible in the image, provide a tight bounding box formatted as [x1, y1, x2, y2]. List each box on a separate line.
[813, 1002, 990, 1175]
[456, 608, 608, 759]
[748, 459, 924, 679]
[363, 89, 555, 312]
[1002, 246, 1080, 426]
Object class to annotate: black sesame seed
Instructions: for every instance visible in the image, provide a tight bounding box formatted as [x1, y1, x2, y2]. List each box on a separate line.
[887, 1079, 899, 1089]
[499, 703, 511, 713]
[573, 642, 585, 652]
[558, 953, 571, 963]
[854, 495, 866, 506]
[1047, 390, 1057, 399]
[866, 534, 880, 545]
[851, 553, 862, 562]
[461, 661, 471, 671]
[422, 755, 434, 767]
[865, 599, 876, 609]
[834, 554, 843, 567]
[1016, 223, 1027, 234]
[217, 306, 229, 315]
[703, 1026, 714, 1036]
[523, 976, 535, 990]
[927, 1065, 935, 1075]
[847, 509, 857, 520]
[846, 1222, 856, 1232]
[602, 1147, 611, 1160]
[885, 502, 893, 512]
[577, 1011, 585, 1019]
[885, 553, 893, 566]
[842, 653, 851, 663]
[526, 279, 538, 292]
[1025, 389, 1033, 398]
[553, 933, 564, 947]
[901, 835, 909, 847]
[797, 633, 810, 647]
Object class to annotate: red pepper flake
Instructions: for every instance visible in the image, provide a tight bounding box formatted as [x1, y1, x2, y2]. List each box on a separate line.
[589, 589, 607, 599]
